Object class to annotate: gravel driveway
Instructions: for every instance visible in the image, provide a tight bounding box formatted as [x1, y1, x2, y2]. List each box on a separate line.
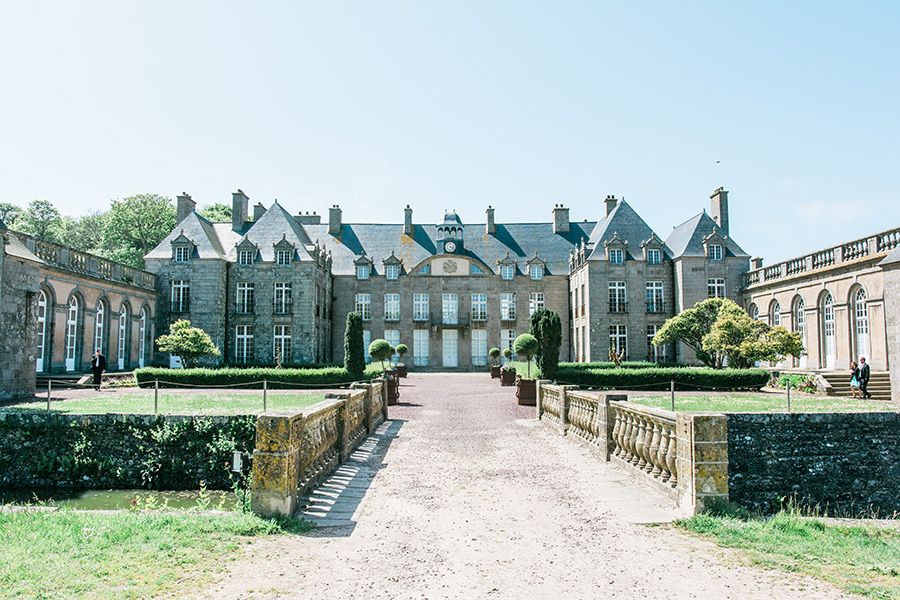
[188, 373, 858, 600]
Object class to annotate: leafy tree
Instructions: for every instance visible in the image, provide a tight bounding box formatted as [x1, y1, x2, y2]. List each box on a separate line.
[652, 298, 741, 367]
[368, 339, 393, 372]
[0, 202, 22, 227]
[343, 312, 365, 377]
[513, 334, 539, 379]
[530, 308, 562, 380]
[156, 320, 220, 368]
[57, 210, 109, 253]
[703, 312, 804, 368]
[395, 344, 408, 365]
[489, 347, 501, 366]
[103, 194, 176, 269]
[198, 203, 232, 222]
[502, 348, 513, 367]
[18, 199, 62, 242]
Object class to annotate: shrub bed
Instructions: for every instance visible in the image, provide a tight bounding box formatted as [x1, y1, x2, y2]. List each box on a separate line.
[559, 361, 686, 370]
[554, 365, 769, 391]
[135, 365, 380, 389]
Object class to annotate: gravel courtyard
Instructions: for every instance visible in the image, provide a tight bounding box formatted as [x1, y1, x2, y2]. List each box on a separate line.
[187, 372, 859, 600]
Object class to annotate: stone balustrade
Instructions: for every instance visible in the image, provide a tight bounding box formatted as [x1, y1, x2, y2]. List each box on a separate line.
[742, 225, 900, 289]
[611, 403, 677, 489]
[251, 380, 386, 518]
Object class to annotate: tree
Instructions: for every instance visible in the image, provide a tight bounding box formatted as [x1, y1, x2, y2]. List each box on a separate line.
[652, 298, 743, 367]
[57, 210, 109, 254]
[530, 308, 562, 380]
[368, 339, 393, 372]
[0, 202, 22, 227]
[18, 199, 62, 242]
[513, 334, 539, 379]
[103, 194, 176, 269]
[198, 203, 232, 222]
[155, 320, 220, 368]
[343, 312, 365, 377]
[703, 312, 804, 368]
[489, 347, 501, 366]
[395, 344, 408, 365]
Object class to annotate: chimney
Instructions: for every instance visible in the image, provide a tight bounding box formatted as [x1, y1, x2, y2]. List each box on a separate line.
[403, 205, 413, 236]
[486, 206, 496, 235]
[710, 187, 729, 235]
[605, 195, 618, 217]
[253, 203, 266, 222]
[328, 205, 342, 235]
[750, 257, 764, 269]
[553, 204, 570, 233]
[176, 192, 196, 224]
[232, 189, 249, 231]
[297, 211, 321, 225]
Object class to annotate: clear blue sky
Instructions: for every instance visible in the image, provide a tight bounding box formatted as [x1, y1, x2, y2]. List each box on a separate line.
[1, 1, 897, 263]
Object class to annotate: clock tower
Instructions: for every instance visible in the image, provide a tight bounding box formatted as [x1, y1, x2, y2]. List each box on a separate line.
[436, 210, 464, 254]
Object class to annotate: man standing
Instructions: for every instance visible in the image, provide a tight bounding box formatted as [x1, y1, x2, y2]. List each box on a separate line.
[858, 356, 871, 399]
[91, 349, 106, 391]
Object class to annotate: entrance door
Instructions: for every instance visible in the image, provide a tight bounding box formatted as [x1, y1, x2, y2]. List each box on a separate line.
[442, 329, 458, 367]
[823, 294, 836, 369]
[65, 297, 78, 372]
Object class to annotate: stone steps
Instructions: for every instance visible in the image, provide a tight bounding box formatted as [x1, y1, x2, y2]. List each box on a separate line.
[821, 371, 892, 401]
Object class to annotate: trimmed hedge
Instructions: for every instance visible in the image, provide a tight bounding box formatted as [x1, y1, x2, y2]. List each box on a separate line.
[554, 365, 769, 391]
[559, 361, 686, 370]
[135, 365, 379, 389]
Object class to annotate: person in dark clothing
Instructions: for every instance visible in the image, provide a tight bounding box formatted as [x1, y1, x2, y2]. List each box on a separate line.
[858, 356, 871, 399]
[90, 349, 106, 391]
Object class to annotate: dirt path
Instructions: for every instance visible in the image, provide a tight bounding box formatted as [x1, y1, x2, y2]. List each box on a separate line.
[186, 373, 857, 600]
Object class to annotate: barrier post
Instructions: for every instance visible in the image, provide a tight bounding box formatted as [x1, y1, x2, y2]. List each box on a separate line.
[154, 379, 159, 414]
[47, 379, 52, 412]
[670, 380, 675, 411]
[263, 379, 268, 412]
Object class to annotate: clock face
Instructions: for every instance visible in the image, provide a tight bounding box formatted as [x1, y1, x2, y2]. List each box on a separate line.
[444, 241, 457, 253]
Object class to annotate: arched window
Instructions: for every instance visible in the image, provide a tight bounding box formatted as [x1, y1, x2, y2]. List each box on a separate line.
[854, 288, 870, 361]
[139, 307, 149, 368]
[749, 304, 759, 320]
[118, 306, 128, 370]
[822, 294, 836, 369]
[36, 290, 48, 372]
[794, 297, 806, 368]
[770, 301, 781, 326]
[94, 300, 106, 355]
[65, 296, 79, 372]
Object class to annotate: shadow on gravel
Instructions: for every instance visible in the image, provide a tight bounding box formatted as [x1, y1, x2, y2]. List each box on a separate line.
[299, 418, 405, 537]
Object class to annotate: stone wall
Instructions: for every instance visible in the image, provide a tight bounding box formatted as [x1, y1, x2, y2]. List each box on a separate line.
[882, 263, 900, 403]
[0, 233, 41, 399]
[728, 412, 900, 516]
[0, 412, 256, 490]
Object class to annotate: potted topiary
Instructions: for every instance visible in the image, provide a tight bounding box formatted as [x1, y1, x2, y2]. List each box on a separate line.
[500, 348, 516, 386]
[395, 344, 408, 378]
[369, 339, 399, 405]
[513, 333, 539, 405]
[384, 345, 399, 379]
[489, 347, 502, 379]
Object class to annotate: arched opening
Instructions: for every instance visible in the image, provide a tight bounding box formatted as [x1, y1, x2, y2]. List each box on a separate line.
[853, 288, 870, 361]
[118, 305, 128, 370]
[749, 303, 759, 320]
[36, 290, 48, 372]
[821, 293, 836, 369]
[94, 299, 106, 355]
[139, 306, 149, 368]
[794, 296, 806, 368]
[65, 296, 79, 372]
[770, 300, 781, 326]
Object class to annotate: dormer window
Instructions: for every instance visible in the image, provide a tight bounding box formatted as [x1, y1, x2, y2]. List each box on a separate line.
[647, 249, 661, 265]
[501, 265, 515, 280]
[609, 249, 624, 264]
[174, 246, 190, 262]
[385, 265, 399, 280]
[709, 244, 723, 261]
[357, 264, 370, 280]
[276, 250, 291, 266]
[530, 265, 543, 280]
[238, 250, 254, 266]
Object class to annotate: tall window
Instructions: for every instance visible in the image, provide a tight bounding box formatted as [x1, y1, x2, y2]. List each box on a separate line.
[117, 306, 127, 370]
[471, 293, 487, 321]
[384, 330, 401, 363]
[273, 282, 292, 313]
[384, 293, 400, 321]
[501, 329, 517, 361]
[36, 291, 48, 371]
[609, 249, 624, 264]
[708, 278, 726, 299]
[413, 293, 429, 321]
[609, 325, 627, 358]
[794, 298, 806, 340]
[709, 244, 723, 261]
[771, 301, 781, 326]
[413, 329, 429, 366]
[356, 293, 372, 321]
[646, 282, 664, 313]
[442, 293, 458, 325]
[530, 265, 543, 280]
[276, 250, 291, 266]
[65, 297, 79, 371]
[139, 307, 148, 368]
[385, 265, 399, 280]
[174, 246, 190, 262]
[471, 329, 488, 366]
[647, 249, 661, 265]
[235, 325, 254, 363]
[855, 289, 870, 359]
[609, 282, 627, 313]
[237, 283, 255, 313]
[238, 250, 254, 266]
[362, 330, 371, 363]
[273, 325, 292, 362]
[529, 292, 545, 316]
[647, 324, 666, 362]
[171, 280, 190, 312]
[94, 300, 105, 355]
[500, 293, 516, 320]
[356, 265, 370, 280]
[501, 265, 515, 280]
[823, 294, 836, 367]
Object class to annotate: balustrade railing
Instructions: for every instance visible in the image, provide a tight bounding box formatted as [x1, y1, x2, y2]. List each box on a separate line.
[610, 403, 677, 488]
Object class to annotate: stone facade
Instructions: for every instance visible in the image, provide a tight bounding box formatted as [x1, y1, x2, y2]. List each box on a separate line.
[0, 221, 41, 399]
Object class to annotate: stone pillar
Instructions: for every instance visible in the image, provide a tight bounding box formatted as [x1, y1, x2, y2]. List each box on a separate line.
[675, 413, 729, 515]
[326, 392, 352, 461]
[251, 411, 303, 518]
[601, 394, 627, 460]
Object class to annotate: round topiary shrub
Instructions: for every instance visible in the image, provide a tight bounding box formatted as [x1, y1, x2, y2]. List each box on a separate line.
[513, 334, 539, 379]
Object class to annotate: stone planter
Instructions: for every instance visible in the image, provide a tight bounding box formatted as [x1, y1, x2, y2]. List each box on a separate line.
[396, 364, 408, 378]
[515, 376, 536, 405]
[385, 368, 398, 379]
[500, 369, 516, 386]
[490, 365, 501, 379]
[386, 377, 400, 405]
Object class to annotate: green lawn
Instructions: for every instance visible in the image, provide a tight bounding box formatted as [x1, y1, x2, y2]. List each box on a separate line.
[628, 392, 893, 413]
[0, 392, 327, 416]
[0, 508, 311, 600]
[679, 508, 900, 599]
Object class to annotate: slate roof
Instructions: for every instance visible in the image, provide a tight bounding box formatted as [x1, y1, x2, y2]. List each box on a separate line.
[2, 230, 42, 264]
[586, 199, 666, 260]
[879, 245, 900, 268]
[665, 211, 750, 259]
[146, 211, 238, 260]
[226, 202, 315, 262]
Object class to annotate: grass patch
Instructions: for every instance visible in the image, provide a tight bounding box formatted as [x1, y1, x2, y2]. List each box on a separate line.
[1, 392, 327, 416]
[0, 508, 312, 600]
[678, 507, 900, 599]
[628, 392, 892, 413]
